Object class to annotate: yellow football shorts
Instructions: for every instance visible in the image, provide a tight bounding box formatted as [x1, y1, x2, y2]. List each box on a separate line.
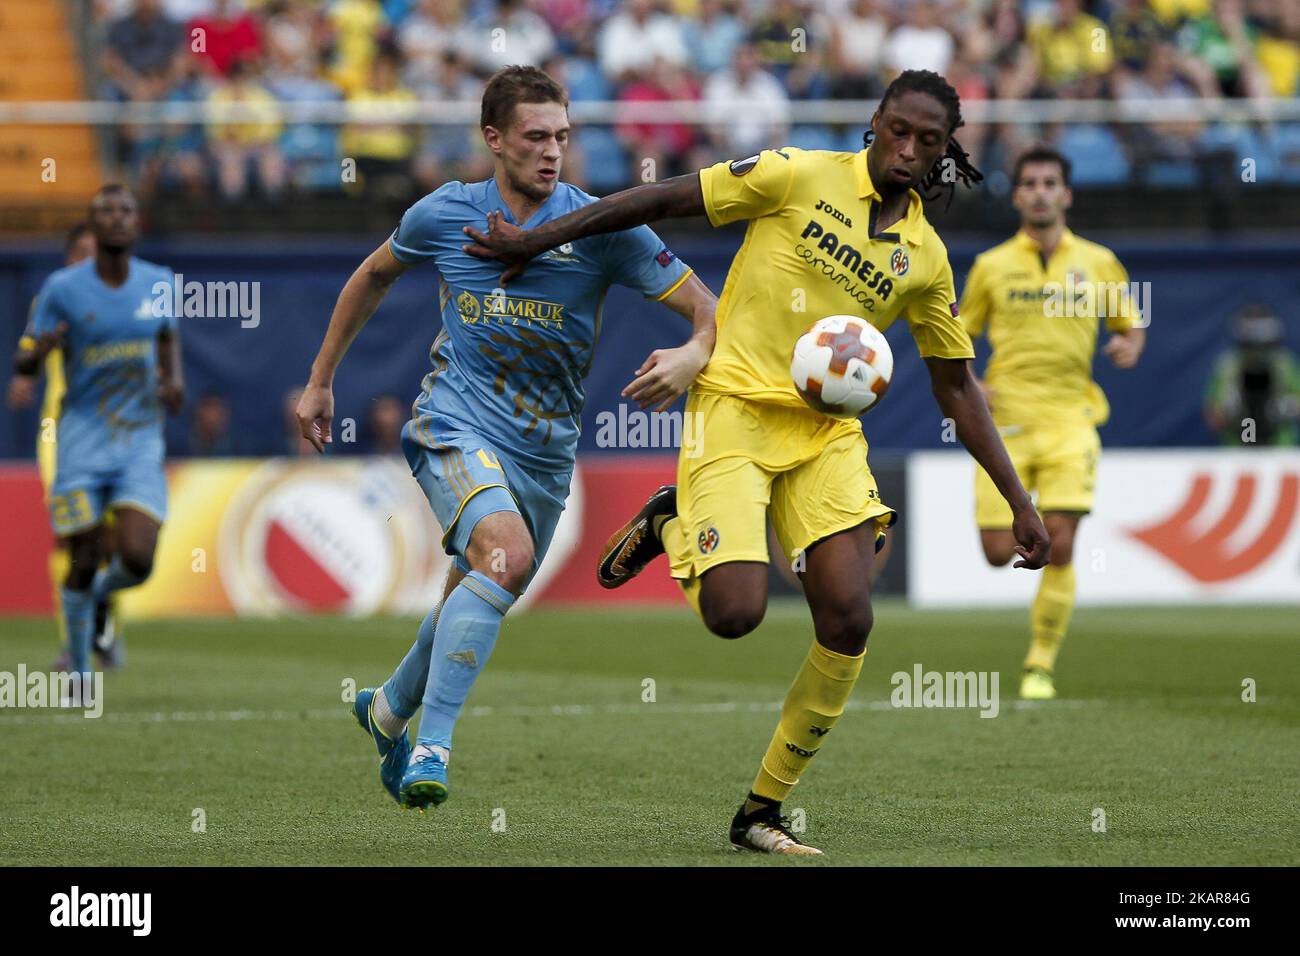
[665, 391, 896, 581]
[975, 423, 1100, 529]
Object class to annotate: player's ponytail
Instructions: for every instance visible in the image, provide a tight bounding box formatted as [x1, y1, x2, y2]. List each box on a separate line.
[863, 70, 984, 208]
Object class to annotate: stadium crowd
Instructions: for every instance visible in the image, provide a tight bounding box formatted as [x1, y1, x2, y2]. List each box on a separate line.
[90, 0, 1300, 200]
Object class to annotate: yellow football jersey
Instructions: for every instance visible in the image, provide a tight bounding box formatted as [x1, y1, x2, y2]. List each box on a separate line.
[960, 229, 1138, 429]
[694, 147, 974, 409]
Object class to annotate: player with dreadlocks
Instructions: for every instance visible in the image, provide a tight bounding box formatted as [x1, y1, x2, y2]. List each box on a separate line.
[465, 68, 1049, 856]
[864, 71, 984, 207]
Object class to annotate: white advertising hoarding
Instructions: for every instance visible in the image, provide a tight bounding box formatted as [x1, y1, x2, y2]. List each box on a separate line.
[907, 449, 1300, 607]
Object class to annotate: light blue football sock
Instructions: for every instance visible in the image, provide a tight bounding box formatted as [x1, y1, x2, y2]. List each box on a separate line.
[91, 555, 146, 604]
[381, 601, 443, 720]
[416, 571, 515, 751]
[61, 587, 95, 678]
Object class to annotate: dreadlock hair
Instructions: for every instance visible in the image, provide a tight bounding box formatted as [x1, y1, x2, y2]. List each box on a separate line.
[863, 69, 983, 207]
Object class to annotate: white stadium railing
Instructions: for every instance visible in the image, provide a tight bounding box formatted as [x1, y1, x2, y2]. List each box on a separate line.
[0, 97, 1298, 125]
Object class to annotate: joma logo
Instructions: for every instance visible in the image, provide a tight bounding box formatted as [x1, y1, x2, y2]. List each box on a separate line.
[814, 199, 853, 228]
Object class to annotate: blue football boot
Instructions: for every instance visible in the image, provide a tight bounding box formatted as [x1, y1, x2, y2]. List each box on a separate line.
[400, 746, 450, 813]
[352, 688, 411, 804]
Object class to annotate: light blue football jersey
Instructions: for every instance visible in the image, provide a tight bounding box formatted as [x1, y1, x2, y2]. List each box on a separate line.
[30, 256, 177, 471]
[388, 178, 693, 472]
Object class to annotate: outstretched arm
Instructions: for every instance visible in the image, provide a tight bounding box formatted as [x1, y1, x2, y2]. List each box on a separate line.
[624, 273, 718, 412]
[463, 174, 706, 283]
[298, 242, 409, 452]
[925, 356, 1051, 569]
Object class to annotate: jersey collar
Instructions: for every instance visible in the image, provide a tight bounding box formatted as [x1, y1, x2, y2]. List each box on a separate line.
[1013, 226, 1076, 258]
[486, 175, 559, 228]
[856, 149, 925, 247]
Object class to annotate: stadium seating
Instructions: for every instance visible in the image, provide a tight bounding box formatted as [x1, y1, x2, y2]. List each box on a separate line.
[1056, 124, 1130, 186]
[1200, 124, 1279, 183]
[1274, 123, 1300, 184]
[0, 0, 101, 218]
[788, 125, 840, 153]
[575, 126, 629, 195]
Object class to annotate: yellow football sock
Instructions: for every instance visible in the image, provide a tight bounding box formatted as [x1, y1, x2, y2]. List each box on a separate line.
[49, 546, 70, 645]
[1024, 562, 1076, 674]
[751, 640, 865, 803]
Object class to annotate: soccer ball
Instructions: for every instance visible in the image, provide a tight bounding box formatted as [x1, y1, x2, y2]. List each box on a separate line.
[790, 315, 894, 418]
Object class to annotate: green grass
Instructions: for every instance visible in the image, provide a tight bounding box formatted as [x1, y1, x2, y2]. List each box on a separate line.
[1, 601, 1296, 866]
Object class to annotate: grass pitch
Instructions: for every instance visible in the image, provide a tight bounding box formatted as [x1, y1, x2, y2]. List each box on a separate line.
[1, 601, 1296, 866]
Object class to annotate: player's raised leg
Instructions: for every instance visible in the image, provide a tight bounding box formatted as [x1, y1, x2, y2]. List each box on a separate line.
[89, 507, 158, 608]
[596, 484, 678, 589]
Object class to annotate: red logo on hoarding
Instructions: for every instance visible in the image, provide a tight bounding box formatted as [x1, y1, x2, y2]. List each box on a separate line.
[1127, 473, 1299, 583]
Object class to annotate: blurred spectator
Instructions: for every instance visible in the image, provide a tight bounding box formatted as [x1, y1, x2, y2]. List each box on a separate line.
[206, 58, 288, 201]
[87, 0, 1297, 206]
[1116, 41, 1203, 165]
[341, 49, 418, 201]
[264, 40, 343, 194]
[1250, 0, 1300, 97]
[616, 57, 705, 181]
[139, 55, 210, 201]
[188, 0, 263, 79]
[398, 0, 472, 88]
[1148, 0, 1212, 27]
[382, 0, 416, 26]
[534, 0, 592, 45]
[1109, 0, 1172, 75]
[983, 0, 1036, 99]
[828, 0, 888, 99]
[102, 0, 186, 102]
[368, 395, 406, 455]
[946, 39, 992, 167]
[598, 0, 688, 85]
[884, 1, 955, 80]
[265, 33, 340, 102]
[785, 45, 834, 101]
[750, 0, 808, 83]
[1203, 305, 1300, 446]
[467, 0, 557, 74]
[1175, 0, 1270, 98]
[327, 0, 390, 95]
[704, 43, 790, 159]
[263, 0, 327, 77]
[412, 53, 491, 193]
[1026, 0, 1115, 96]
[687, 0, 746, 78]
[553, 25, 609, 102]
[190, 393, 234, 456]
